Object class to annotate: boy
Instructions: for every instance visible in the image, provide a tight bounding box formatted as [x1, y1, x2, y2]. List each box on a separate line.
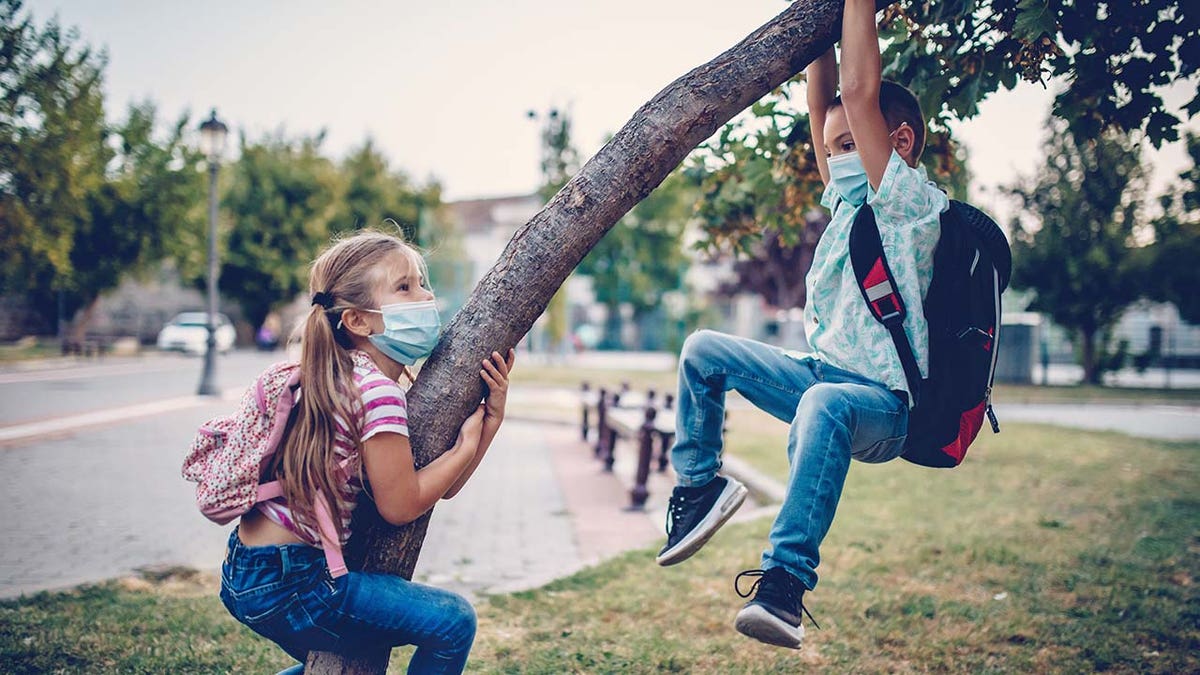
[656, 0, 948, 650]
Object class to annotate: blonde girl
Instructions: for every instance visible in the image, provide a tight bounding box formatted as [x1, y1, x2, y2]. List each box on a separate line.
[219, 229, 515, 674]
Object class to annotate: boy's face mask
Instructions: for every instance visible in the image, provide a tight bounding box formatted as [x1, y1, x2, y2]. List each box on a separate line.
[826, 151, 868, 206]
[364, 300, 441, 365]
[825, 124, 910, 206]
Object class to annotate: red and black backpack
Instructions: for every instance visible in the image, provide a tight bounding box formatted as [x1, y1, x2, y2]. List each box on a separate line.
[849, 200, 1011, 468]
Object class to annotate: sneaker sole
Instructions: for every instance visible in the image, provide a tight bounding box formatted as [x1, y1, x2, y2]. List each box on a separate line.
[734, 603, 804, 649]
[655, 479, 748, 566]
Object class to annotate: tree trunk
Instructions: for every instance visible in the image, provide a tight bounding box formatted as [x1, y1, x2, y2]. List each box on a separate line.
[68, 296, 100, 346]
[308, 1, 889, 671]
[1081, 328, 1099, 385]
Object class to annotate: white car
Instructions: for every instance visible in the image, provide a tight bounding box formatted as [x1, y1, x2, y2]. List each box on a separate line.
[157, 312, 237, 355]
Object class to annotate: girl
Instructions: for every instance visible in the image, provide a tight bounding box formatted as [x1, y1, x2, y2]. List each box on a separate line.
[219, 229, 515, 674]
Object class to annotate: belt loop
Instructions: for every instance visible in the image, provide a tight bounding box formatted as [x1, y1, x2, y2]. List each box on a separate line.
[280, 546, 291, 576]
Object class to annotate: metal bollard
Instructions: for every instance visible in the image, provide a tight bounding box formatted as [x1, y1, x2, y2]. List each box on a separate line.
[629, 404, 657, 510]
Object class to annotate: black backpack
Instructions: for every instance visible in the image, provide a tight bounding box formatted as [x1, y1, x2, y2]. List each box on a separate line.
[848, 200, 1011, 468]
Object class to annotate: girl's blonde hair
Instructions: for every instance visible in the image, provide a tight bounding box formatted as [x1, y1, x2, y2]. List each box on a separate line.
[268, 228, 424, 542]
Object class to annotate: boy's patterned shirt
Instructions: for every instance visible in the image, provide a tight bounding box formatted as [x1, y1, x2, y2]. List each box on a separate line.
[802, 149, 947, 404]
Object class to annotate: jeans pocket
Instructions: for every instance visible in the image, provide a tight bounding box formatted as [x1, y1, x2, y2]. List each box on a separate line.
[244, 592, 342, 651]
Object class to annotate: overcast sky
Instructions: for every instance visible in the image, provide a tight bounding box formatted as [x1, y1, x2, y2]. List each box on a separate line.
[27, 0, 1198, 213]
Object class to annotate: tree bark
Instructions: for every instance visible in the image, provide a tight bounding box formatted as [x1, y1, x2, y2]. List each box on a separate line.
[308, 1, 889, 671]
[1081, 328, 1099, 385]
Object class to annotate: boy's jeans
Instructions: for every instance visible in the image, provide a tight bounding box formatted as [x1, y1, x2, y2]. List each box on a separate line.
[220, 529, 475, 674]
[671, 330, 909, 591]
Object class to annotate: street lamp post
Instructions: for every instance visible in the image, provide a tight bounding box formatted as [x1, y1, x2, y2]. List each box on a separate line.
[197, 109, 228, 396]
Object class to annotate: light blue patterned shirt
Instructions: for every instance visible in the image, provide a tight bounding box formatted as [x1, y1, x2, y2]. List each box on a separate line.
[801, 150, 947, 403]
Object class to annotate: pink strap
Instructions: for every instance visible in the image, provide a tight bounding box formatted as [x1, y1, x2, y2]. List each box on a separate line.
[256, 480, 283, 502]
[314, 496, 348, 578]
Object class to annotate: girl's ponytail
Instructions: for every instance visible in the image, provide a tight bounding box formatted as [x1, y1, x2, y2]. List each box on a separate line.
[267, 229, 415, 544]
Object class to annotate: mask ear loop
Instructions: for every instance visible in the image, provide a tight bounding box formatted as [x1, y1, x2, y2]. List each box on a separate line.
[337, 308, 381, 332]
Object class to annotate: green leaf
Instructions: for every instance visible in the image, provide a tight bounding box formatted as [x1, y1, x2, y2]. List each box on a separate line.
[1013, 0, 1056, 41]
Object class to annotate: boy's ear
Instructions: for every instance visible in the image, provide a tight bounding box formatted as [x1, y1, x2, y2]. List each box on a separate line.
[339, 309, 375, 338]
[892, 124, 917, 166]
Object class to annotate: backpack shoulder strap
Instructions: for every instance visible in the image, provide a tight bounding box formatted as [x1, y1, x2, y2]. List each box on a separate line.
[848, 203, 925, 403]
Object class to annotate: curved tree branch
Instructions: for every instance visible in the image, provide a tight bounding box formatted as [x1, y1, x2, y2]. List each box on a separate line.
[309, 1, 891, 671]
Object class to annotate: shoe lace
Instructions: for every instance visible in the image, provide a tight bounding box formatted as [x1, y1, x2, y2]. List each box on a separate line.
[664, 492, 688, 537]
[734, 569, 820, 629]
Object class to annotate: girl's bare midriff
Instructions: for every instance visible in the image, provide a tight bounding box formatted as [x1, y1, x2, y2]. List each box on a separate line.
[237, 508, 305, 547]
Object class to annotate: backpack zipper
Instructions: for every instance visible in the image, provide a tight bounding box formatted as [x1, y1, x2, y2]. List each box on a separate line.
[985, 267, 1002, 433]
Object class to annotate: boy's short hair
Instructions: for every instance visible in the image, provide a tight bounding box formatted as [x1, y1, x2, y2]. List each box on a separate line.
[829, 80, 926, 162]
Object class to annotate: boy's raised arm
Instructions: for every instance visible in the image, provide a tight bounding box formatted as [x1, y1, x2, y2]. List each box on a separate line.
[806, 47, 837, 186]
[840, 0, 892, 189]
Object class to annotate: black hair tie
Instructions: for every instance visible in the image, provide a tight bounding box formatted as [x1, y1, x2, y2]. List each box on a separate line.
[311, 291, 335, 309]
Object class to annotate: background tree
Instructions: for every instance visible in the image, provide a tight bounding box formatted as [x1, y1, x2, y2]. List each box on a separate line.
[337, 138, 440, 244]
[1143, 132, 1200, 325]
[532, 107, 580, 352]
[0, 0, 108, 332]
[218, 132, 343, 330]
[65, 103, 205, 342]
[1008, 119, 1148, 385]
[578, 169, 693, 349]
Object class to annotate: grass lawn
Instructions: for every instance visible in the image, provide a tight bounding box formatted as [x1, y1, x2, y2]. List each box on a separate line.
[514, 359, 1200, 407]
[2, 424, 1196, 673]
[0, 338, 62, 363]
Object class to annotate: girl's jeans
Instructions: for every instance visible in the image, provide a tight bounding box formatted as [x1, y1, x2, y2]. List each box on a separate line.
[671, 330, 910, 591]
[220, 529, 475, 674]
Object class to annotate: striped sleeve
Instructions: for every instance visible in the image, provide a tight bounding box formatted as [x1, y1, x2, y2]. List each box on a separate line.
[357, 370, 409, 440]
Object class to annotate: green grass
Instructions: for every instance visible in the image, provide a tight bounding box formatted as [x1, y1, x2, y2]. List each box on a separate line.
[994, 382, 1200, 405]
[0, 338, 62, 363]
[513, 361, 1200, 407]
[515, 363, 679, 394]
[2, 425, 1196, 673]
[470, 423, 1199, 673]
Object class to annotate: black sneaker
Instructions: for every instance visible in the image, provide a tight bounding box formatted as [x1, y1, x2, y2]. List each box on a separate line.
[655, 476, 747, 566]
[733, 567, 819, 649]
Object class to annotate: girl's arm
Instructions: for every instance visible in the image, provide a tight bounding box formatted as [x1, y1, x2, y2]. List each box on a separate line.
[839, 0, 892, 189]
[806, 46, 838, 185]
[361, 405, 486, 525]
[444, 349, 516, 499]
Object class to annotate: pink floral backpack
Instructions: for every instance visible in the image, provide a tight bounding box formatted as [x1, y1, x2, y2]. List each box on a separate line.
[181, 361, 349, 577]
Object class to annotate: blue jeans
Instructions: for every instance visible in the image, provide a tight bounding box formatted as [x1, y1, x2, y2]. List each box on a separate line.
[671, 330, 909, 590]
[219, 529, 476, 674]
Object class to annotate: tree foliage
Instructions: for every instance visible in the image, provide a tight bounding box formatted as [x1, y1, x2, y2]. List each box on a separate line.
[337, 139, 439, 245]
[67, 103, 205, 338]
[1008, 120, 1147, 384]
[0, 0, 107, 325]
[1143, 132, 1200, 324]
[0, 2, 204, 334]
[578, 169, 694, 348]
[218, 133, 344, 329]
[879, 0, 1198, 148]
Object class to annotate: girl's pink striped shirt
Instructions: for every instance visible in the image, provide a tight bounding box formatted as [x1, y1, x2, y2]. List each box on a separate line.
[257, 349, 409, 546]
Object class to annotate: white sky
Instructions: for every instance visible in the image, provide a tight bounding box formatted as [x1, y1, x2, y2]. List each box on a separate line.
[28, 0, 1199, 214]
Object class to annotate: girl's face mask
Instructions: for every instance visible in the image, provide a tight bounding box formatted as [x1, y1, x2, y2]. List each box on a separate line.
[364, 300, 441, 365]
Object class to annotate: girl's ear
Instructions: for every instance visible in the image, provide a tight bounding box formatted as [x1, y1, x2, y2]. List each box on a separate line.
[339, 309, 375, 338]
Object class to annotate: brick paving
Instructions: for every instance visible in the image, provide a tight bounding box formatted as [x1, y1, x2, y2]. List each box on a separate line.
[0, 398, 673, 601]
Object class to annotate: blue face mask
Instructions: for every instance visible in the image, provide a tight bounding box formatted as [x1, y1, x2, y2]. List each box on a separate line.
[366, 300, 441, 365]
[827, 151, 868, 206]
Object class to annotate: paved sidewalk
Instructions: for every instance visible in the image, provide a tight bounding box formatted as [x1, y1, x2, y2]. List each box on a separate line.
[0, 408, 674, 601]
